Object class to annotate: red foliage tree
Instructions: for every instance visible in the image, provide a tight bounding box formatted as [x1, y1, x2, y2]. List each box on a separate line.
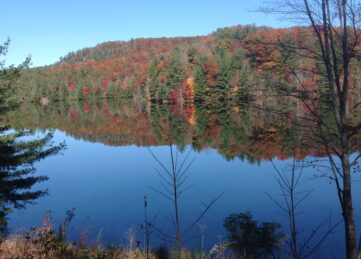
[66, 80, 76, 90]
[84, 103, 90, 113]
[70, 109, 78, 119]
[83, 85, 90, 96]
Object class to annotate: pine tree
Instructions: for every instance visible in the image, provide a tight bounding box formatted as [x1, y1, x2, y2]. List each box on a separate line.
[78, 84, 84, 100]
[147, 58, 160, 101]
[216, 46, 231, 100]
[61, 81, 70, 101]
[0, 38, 30, 112]
[166, 47, 183, 91]
[193, 64, 207, 101]
[106, 82, 117, 100]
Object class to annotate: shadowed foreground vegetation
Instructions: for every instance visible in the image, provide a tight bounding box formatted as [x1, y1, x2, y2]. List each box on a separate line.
[0, 211, 287, 259]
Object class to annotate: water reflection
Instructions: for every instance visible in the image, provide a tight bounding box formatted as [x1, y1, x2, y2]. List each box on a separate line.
[267, 156, 342, 258]
[0, 100, 360, 257]
[0, 100, 327, 161]
[147, 141, 223, 254]
[0, 126, 64, 239]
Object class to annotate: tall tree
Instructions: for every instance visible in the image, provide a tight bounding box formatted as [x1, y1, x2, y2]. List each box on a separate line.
[0, 38, 30, 112]
[147, 58, 161, 102]
[193, 64, 208, 101]
[262, 1, 361, 258]
[166, 47, 183, 100]
[216, 46, 232, 100]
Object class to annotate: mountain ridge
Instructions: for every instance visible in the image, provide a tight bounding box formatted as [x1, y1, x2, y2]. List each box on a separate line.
[55, 24, 257, 65]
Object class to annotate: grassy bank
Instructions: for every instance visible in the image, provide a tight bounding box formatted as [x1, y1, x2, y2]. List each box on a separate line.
[0, 214, 222, 259]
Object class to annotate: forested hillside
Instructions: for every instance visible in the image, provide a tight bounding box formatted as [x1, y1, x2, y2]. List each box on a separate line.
[17, 24, 361, 105]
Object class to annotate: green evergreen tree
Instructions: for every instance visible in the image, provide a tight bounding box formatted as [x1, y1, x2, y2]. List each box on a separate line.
[0, 38, 30, 112]
[61, 81, 70, 101]
[166, 47, 183, 95]
[216, 46, 231, 100]
[193, 64, 207, 101]
[157, 84, 167, 101]
[147, 58, 160, 101]
[106, 82, 117, 100]
[78, 84, 84, 100]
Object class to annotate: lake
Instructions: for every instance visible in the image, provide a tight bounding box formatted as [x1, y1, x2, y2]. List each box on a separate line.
[2, 100, 361, 258]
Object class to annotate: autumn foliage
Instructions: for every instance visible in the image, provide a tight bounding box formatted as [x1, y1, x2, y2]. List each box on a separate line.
[17, 25, 361, 105]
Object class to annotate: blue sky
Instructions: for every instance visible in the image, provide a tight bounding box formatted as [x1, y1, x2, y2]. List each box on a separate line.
[1, 0, 286, 67]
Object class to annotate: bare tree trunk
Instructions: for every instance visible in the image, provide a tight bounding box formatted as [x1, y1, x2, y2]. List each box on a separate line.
[342, 154, 357, 259]
[169, 142, 182, 258]
[289, 169, 299, 258]
[173, 172, 181, 250]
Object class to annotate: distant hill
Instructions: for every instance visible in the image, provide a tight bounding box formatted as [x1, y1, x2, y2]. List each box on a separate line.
[19, 24, 360, 106]
[56, 24, 256, 65]
[57, 37, 205, 65]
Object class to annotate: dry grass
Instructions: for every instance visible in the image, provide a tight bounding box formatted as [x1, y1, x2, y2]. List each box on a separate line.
[0, 214, 231, 258]
[0, 235, 156, 259]
[0, 214, 157, 259]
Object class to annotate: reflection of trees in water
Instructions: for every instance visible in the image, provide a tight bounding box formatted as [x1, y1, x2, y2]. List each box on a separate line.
[148, 144, 223, 249]
[0, 126, 64, 239]
[220, 154, 343, 258]
[146, 117, 223, 258]
[2, 98, 361, 256]
[1, 100, 320, 163]
[266, 155, 342, 258]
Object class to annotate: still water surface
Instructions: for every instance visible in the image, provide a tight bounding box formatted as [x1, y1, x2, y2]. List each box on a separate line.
[3, 102, 361, 257]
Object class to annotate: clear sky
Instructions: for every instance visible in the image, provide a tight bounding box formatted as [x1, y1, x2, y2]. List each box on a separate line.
[0, 0, 287, 67]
